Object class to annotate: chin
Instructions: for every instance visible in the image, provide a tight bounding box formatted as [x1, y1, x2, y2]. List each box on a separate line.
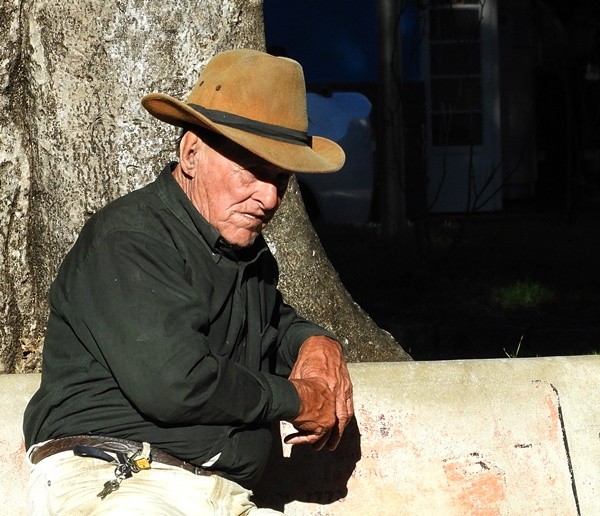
[227, 232, 259, 250]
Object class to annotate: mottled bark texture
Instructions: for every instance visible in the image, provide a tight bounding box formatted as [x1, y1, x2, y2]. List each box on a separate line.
[265, 180, 409, 362]
[0, 0, 409, 373]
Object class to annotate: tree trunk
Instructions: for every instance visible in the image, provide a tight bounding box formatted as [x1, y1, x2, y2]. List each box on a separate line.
[0, 0, 410, 374]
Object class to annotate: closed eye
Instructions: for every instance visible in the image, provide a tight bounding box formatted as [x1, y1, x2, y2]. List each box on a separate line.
[247, 167, 290, 196]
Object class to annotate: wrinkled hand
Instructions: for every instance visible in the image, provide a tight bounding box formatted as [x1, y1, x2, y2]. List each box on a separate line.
[286, 336, 354, 451]
[287, 377, 336, 447]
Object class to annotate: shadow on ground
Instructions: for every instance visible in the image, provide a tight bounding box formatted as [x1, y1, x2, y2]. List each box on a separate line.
[253, 419, 361, 511]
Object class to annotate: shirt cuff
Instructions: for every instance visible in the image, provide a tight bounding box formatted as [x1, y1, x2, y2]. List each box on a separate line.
[264, 374, 301, 421]
[278, 326, 338, 372]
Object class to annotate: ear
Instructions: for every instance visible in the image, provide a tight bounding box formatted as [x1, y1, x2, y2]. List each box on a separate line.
[179, 131, 201, 177]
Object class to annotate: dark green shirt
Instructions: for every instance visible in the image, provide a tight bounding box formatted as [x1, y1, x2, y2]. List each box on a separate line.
[23, 163, 334, 488]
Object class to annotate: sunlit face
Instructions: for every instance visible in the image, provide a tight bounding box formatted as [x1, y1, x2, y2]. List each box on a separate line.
[175, 132, 291, 249]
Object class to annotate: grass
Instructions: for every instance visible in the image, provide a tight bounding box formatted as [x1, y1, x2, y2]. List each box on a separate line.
[314, 211, 600, 360]
[489, 280, 556, 310]
[503, 334, 524, 359]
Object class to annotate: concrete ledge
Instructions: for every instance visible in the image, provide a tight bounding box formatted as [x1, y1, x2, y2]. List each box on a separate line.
[3, 356, 600, 514]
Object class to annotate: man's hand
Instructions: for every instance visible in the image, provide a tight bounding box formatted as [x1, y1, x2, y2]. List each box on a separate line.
[286, 336, 354, 451]
[287, 377, 336, 447]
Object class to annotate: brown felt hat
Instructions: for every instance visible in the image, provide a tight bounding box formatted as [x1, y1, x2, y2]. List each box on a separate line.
[141, 49, 345, 173]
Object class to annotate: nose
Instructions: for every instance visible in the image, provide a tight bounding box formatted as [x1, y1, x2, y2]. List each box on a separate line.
[255, 179, 280, 211]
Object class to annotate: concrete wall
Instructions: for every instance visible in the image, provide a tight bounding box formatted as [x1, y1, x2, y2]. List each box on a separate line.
[3, 357, 600, 514]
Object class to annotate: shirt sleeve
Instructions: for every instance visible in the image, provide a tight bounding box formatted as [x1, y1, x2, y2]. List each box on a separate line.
[272, 295, 338, 377]
[57, 229, 300, 427]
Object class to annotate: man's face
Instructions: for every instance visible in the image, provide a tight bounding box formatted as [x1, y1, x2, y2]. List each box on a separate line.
[184, 135, 291, 248]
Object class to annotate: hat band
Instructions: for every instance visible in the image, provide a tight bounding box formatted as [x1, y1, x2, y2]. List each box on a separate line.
[189, 104, 310, 146]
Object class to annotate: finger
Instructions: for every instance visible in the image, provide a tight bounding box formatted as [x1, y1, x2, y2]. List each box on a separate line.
[336, 390, 352, 432]
[326, 410, 351, 451]
[283, 431, 319, 446]
[311, 429, 332, 451]
[325, 424, 342, 451]
[346, 394, 354, 420]
[325, 395, 353, 452]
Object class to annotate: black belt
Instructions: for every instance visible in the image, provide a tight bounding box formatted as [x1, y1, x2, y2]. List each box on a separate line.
[30, 435, 215, 477]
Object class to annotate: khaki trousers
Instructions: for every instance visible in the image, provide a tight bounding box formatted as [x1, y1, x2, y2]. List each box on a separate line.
[26, 449, 284, 515]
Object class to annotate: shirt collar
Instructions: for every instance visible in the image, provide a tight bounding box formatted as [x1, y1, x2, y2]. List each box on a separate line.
[155, 162, 223, 252]
[155, 162, 265, 263]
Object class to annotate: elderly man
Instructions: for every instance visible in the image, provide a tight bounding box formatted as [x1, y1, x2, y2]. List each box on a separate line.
[23, 49, 353, 515]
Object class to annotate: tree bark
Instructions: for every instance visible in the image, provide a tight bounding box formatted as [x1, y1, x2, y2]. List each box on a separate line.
[0, 0, 410, 373]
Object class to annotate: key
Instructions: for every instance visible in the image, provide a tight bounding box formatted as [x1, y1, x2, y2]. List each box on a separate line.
[97, 479, 120, 500]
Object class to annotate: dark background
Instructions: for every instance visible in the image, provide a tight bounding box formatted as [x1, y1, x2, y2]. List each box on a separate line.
[263, 0, 600, 360]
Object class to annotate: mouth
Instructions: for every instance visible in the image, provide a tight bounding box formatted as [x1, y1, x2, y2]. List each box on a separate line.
[241, 212, 269, 230]
[244, 211, 271, 223]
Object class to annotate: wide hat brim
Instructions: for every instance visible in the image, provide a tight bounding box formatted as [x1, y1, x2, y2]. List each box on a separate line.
[142, 93, 345, 173]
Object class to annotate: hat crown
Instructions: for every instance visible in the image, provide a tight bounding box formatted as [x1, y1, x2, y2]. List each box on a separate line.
[187, 50, 308, 133]
[140, 49, 345, 173]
